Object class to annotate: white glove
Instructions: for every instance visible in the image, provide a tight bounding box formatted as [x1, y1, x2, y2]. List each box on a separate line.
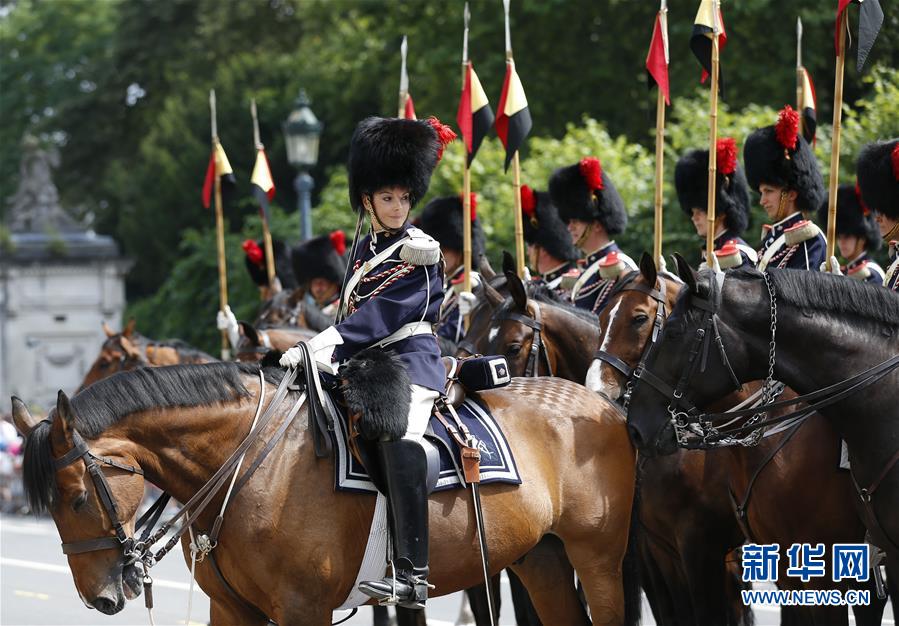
[709, 251, 722, 274]
[279, 326, 344, 372]
[656, 255, 668, 273]
[469, 271, 482, 291]
[819, 256, 842, 275]
[216, 306, 240, 349]
[521, 266, 532, 282]
[458, 291, 477, 316]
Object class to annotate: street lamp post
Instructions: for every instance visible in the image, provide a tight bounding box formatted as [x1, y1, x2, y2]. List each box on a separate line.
[282, 89, 323, 241]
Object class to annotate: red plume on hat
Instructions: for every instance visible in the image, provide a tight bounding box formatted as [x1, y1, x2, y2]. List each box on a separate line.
[242, 239, 264, 267]
[329, 230, 346, 256]
[579, 157, 604, 192]
[892, 143, 899, 181]
[854, 181, 871, 216]
[775, 105, 800, 154]
[716, 137, 737, 176]
[426, 116, 457, 161]
[520, 184, 537, 223]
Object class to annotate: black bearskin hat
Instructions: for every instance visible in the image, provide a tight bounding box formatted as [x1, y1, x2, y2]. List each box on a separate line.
[347, 116, 455, 213]
[291, 231, 348, 285]
[743, 105, 825, 214]
[418, 194, 485, 260]
[520, 185, 580, 262]
[856, 139, 899, 221]
[548, 157, 627, 235]
[675, 138, 751, 235]
[817, 184, 881, 252]
[243, 239, 297, 289]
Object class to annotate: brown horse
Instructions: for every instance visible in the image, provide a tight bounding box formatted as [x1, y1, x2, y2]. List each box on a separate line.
[466, 267, 749, 625]
[234, 322, 316, 362]
[79, 320, 215, 391]
[588, 254, 888, 625]
[13, 361, 636, 625]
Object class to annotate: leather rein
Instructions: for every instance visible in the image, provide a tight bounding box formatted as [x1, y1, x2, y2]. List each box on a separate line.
[493, 301, 554, 377]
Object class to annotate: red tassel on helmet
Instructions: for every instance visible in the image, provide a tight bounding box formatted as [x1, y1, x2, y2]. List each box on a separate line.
[520, 184, 536, 219]
[892, 143, 899, 181]
[716, 138, 737, 176]
[426, 117, 457, 161]
[329, 230, 346, 256]
[242, 239, 264, 267]
[775, 105, 800, 153]
[855, 182, 871, 216]
[579, 157, 604, 192]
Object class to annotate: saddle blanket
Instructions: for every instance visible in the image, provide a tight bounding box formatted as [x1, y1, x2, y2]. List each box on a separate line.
[330, 396, 522, 493]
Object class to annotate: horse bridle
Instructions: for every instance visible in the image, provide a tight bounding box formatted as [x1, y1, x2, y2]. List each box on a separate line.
[47, 424, 146, 559]
[493, 301, 553, 377]
[594, 277, 669, 408]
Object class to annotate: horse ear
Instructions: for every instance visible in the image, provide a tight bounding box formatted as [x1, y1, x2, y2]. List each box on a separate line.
[478, 255, 496, 281]
[102, 321, 115, 337]
[11, 396, 40, 438]
[505, 268, 528, 312]
[239, 321, 260, 346]
[501, 251, 516, 277]
[54, 390, 76, 443]
[639, 251, 657, 286]
[123, 318, 136, 338]
[673, 253, 698, 293]
[119, 335, 143, 361]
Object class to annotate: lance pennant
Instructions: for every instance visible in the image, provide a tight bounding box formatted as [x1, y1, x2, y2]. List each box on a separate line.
[798, 66, 817, 145]
[646, 7, 670, 105]
[495, 60, 532, 172]
[250, 148, 276, 219]
[690, 0, 727, 93]
[457, 62, 495, 166]
[202, 140, 236, 209]
[835, 0, 883, 72]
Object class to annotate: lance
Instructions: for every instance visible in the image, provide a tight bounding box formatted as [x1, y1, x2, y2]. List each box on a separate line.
[825, 9, 849, 272]
[210, 89, 230, 360]
[504, 0, 526, 278]
[251, 98, 277, 290]
[398, 36, 410, 118]
[796, 17, 805, 139]
[704, 1, 722, 266]
[461, 4, 473, 296]
[652, 0, 669, 269]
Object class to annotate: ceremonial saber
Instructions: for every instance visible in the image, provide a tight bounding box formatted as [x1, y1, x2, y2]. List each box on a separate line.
[825, 10, 849, 272]
[251, 98, 277, 290]
[398, 36, 409, 118]
[653, 0, 669, 269]
[504, 0, 526, 279]
[210, 89, 230, 360]
[704, 1, 721, 267]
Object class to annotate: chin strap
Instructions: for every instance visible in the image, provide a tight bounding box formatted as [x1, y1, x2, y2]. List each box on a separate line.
[576, 222, 593, 249]
[366, 202, 407, 238]
[882, 220, 899, 244]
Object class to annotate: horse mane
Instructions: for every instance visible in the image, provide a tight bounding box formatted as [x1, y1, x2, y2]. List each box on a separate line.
[526, 283, 599, 325]
[22, 361, 286, 513]
[731, 267, 899, 327]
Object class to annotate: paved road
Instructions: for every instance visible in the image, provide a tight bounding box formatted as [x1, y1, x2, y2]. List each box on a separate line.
[2, 514, 893, 625]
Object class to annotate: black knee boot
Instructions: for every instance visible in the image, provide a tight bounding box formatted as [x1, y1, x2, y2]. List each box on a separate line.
[359, 439, 431, 608]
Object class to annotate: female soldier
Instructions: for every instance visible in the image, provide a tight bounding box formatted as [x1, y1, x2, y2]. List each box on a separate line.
[857, 139, 899, 291]
[280, 115, 455, 608]
[674, 137, 757, 270]
[743, 105, 827, 271]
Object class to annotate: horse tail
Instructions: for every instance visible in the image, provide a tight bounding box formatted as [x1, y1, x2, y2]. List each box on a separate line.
[622, 457, 644, 626]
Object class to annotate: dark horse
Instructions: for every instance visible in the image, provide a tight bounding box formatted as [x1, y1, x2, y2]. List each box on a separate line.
[80, 320, 214, 391]
[590, 254, 888, 625]
[13, 361, 635, 625]
[626, 258, 899, 582]
[467, 265, 747, 625]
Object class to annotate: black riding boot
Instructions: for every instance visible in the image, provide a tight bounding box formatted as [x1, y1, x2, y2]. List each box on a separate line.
[359, 439, 431, 609]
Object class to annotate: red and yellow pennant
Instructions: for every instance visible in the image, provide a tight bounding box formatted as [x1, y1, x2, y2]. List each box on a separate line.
[457, 62, 495, 166]
[201, 140, 235, 209]
[495, 60, 532, 172]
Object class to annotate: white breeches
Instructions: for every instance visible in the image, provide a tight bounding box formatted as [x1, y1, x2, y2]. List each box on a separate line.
[402, 385, 440, 442]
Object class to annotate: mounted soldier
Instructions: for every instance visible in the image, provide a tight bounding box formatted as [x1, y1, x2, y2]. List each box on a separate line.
[816, 184, 884, 285]
[291, 230, 348, 319]
[549, 156, 636, 313]
[280, 115, 455, 609]
[856, 138, 899, 292]
[743, 105, 827, 272]
[417, 193, 485, 346]
[675, 137, 756, 270]
[520, 184, 580, 298]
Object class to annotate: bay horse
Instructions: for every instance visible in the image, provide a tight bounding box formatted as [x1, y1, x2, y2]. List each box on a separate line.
[589, 254, 889, 625]
[625, 258, 899, 593]
[234, 322, 316, 362]
[253, 287, 334, 332]
[79, 320, 215, 391]
[13, 361, 636, 625]
[466, 266, 748, 625]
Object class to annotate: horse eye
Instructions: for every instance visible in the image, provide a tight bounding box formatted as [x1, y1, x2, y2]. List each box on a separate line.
[632, 314, 649, 326]
[507, 343, 522, 356]
[72, 491, 88, 512]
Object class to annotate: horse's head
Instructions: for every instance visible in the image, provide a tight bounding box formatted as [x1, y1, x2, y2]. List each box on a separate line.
[255, 287, 307, 328]
[625, 254, 751, 456]
[13, 392, 146, 614]
[79, 321, 147, 391]
[586, 252, 681, 402]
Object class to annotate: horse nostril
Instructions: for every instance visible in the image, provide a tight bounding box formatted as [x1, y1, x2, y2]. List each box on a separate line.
[92, 595, 122, 615]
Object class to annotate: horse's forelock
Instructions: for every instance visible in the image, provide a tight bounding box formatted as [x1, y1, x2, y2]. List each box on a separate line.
[22, 420, 57, 514]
